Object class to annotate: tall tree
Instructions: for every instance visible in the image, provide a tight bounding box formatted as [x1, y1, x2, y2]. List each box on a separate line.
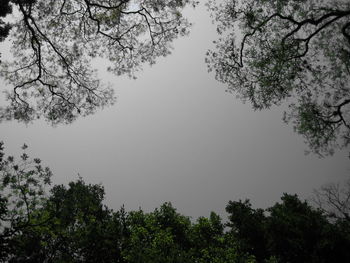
[10, 179, 126, 262]
[190, 212, 255, 263]
[123, 202, 192, 263]
[0, 142, 52, 262]
[225, 194, 350, 263]
[225, 199, 267, 262]
[206, 0, 350, 156]
[0, 0, 197, 124]
[266, 194, 332, 263]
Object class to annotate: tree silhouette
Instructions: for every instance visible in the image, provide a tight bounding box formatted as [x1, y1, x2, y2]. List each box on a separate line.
[0, 142, 52, 261]
[0, 0, 197, 124]
[312, 178, 350, 222]
[1, 146, 349, 262]
[0, 0, 12, 43]
[206, 0, 350, 156]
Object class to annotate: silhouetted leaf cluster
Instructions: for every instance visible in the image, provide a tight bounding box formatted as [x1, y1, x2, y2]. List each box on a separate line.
[206, 0, 350, 156]
[0, 0, 197, 124]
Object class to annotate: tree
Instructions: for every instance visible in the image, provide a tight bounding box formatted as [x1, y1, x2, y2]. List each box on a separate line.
[5, 177, 128, 262]
[206, 0, 350, 156]
[2, 143, 348, 262]
[190, 212, 255, 263]
[0, 0, 12, 42]
[266, 194, 332, 263]
[123, 202, 193, 263]
[225, 199, 267, 262]
[0, 142, 52, 262]
[225, 194, 350, 263]
[0, 143, 127, 261]
[0, 0, 197, 124]
[312, 178, 350, 222]
[311, 179, 350, 261]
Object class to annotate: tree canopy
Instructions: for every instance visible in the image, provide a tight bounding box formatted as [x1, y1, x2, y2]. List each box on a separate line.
[0, 0, 197, 124]
[226, 193, 350, 262]
[206, 0, 350, 156]
[1, 143, 349, 262]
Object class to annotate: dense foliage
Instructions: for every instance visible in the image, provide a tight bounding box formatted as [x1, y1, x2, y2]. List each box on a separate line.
[1, 143, 349, 262]
[206, 0, 350, 156]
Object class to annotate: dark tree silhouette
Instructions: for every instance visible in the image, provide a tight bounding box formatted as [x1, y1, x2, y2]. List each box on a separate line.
[226, 194, 350, 263]
[0, 0, 12, 43]
[0, 142, 52, 261]
[0, 0, 197, 124]
[312, 178, 350, 222]
[206, 0, 350, 156]
[225, 199, 267, 262]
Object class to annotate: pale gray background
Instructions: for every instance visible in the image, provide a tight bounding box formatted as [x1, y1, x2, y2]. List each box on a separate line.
[1, 2, 349, 219]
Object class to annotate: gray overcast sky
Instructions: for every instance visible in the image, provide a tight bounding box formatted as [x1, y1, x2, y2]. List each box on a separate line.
[1, 2, 349, 219]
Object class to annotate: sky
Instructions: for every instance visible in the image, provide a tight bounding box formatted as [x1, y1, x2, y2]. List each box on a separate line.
[1, 2, 349, 220]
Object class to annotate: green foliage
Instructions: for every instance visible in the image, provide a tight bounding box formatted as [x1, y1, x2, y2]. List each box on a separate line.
[225, 193, 350, 263]
[0, 143, 349, 262]
[190, 212, 255, 263]
[266, 194, 331, 262]
[10, 179, 126, 262]
[0, 142, 52, 228]
[123, 203, 192, 263]
[0, 142, 52, 262]
[206, 0, 350, 156]
[226, 200, 267, 261]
